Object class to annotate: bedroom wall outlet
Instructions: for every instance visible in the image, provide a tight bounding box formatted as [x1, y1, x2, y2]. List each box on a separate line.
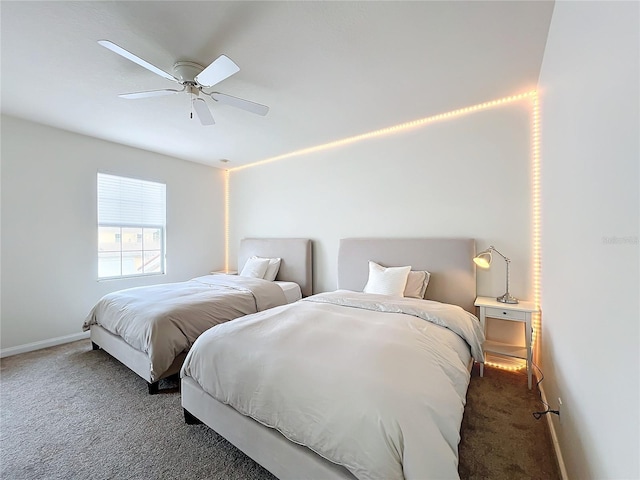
[558, 397, 563, 422]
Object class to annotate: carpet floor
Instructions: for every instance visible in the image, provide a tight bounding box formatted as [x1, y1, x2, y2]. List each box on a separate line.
[0, 340, 560, 479]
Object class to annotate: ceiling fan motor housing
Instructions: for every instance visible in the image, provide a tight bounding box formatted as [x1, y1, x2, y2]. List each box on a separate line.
[173, 61, 204, 84]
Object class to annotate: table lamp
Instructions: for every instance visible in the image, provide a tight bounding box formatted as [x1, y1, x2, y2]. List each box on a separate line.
[473, 245, 518, 304]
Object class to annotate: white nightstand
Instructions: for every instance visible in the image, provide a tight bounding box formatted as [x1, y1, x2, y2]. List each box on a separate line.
[474, 296, 539, 389]
[210, 270, 238, 275]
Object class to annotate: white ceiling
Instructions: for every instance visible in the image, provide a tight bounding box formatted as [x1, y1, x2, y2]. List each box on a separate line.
[1, 1, 554, 169]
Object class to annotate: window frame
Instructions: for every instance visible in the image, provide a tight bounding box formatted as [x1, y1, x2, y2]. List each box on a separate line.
[97, 173, 167, 280]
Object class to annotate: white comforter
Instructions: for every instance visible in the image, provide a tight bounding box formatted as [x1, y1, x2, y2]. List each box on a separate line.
[181, 290, 485, 480]
[83, 275, 287, 381]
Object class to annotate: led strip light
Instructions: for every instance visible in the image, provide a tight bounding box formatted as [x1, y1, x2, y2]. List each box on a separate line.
[224, 169, 230, 273]
[224, 91, 542, 370]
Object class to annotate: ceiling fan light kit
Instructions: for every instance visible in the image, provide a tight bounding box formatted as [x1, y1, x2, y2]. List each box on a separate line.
[98, 40, 269, 126]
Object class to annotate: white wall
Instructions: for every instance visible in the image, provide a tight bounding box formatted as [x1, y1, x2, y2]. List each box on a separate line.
[538, 2, 639, 478]
[0, 116, 225, 352]
[229, 102, 534, 308]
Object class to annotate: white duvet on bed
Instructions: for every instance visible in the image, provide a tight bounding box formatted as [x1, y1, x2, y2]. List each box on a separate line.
[181, 290, 485, 480]
[83, 274, 288, 381]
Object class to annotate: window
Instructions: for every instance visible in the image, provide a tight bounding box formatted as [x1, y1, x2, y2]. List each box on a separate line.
[97, 173, 166, 279]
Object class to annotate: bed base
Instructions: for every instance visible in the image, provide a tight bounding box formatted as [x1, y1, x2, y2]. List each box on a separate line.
[90, 325, 186, 394]
[182, 361, 476, 479]
[183, 407, 202, 425]
[182, 357, 475, 478]
[181, 376, 356, 480]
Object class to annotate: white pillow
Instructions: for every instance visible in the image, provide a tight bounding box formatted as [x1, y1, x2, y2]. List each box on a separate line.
[251, 256, 281, 281]
[239, 257, 270, 278]
[404, 270, 431, 299]
[363, 261, 411, 297]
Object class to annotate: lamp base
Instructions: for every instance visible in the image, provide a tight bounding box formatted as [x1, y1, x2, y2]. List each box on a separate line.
[497, 293, 519, 304]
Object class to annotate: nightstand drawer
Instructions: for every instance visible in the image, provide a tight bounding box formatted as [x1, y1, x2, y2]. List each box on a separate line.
[484, 307, 526, 321]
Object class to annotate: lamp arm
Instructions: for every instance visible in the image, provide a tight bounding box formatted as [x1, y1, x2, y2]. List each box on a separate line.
[489, 245, 513, 298]
[482, 245, 518, 303]
[488, 245, 511, 263]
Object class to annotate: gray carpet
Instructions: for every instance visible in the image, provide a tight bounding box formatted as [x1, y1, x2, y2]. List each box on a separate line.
[0, 340, 560, 479]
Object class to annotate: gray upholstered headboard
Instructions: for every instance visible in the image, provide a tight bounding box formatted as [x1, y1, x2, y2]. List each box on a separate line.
[238, 238, 313, 297]
[337, 238, 476, 313]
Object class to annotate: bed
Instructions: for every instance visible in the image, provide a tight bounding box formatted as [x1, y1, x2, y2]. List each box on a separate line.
[83, 238, 312, 394]
[180, 238, 484, 479]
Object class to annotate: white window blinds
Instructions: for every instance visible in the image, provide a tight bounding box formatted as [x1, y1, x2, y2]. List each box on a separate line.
[97, 173, 166, 227]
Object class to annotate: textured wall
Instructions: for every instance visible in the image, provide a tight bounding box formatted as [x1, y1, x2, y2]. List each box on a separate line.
[538, 2, 639, 478]
[229, 101, 533, 304]
[1, 116, 225, 352]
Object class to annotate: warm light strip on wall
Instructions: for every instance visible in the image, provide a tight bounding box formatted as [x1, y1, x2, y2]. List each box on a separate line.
[223, 91, 543, 374]
[476, 91, 542, 373]
[531, 92, 542, 351]
[224, 170, 230, 273]
[228, 91, 537, 173]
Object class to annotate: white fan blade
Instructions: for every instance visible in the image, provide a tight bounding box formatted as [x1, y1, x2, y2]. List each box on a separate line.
[98, 40, 178, 83]
[193, 98, 215, 125]
[119, 89, 182, 99]
[195, 55, 239, 88]
[209, 92, 269, 116]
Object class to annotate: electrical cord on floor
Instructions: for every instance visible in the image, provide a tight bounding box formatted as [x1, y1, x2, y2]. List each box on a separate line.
[531, 361, 560, 420]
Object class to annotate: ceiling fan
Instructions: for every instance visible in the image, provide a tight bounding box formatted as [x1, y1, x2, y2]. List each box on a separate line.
[98, 40, 269, 126]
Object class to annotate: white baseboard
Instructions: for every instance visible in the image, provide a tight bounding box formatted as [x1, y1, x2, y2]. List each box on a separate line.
[0, 331, 90, 358]
[538, 377, 569, 480]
